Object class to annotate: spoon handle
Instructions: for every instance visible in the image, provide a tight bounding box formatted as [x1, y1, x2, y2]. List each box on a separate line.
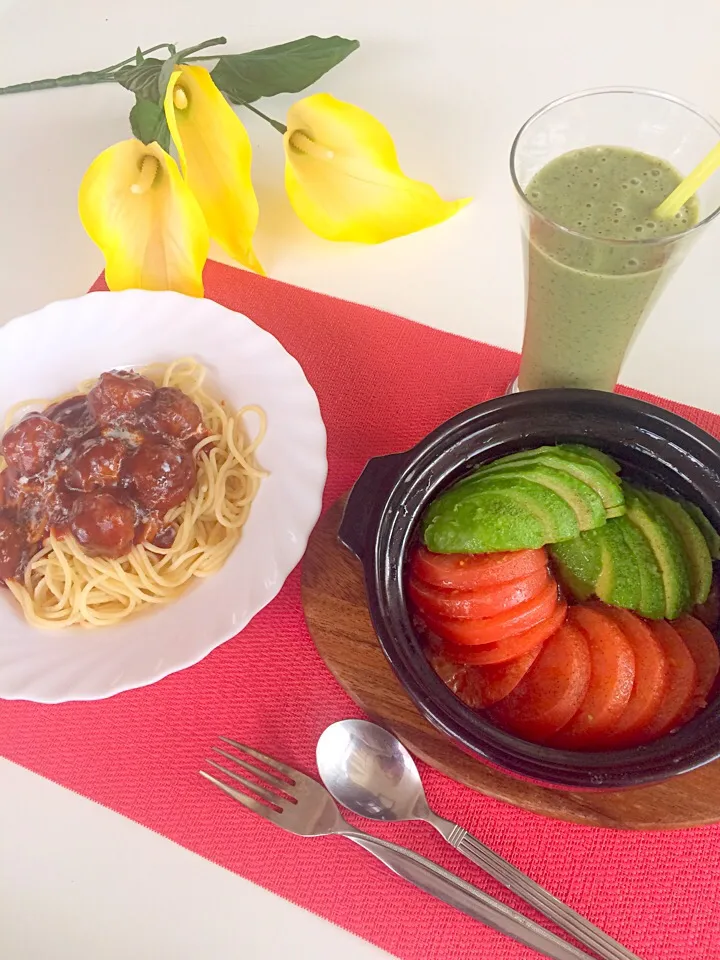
[428, 813, 643, 960]
[344, 831, 595, 960]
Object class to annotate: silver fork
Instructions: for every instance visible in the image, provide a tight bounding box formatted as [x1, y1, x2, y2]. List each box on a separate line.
[200, 737, 597, 960]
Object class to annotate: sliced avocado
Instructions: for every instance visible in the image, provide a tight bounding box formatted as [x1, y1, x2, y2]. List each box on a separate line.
[549, 529, 602, 601]
[475, 450, 623, 514]
[615, 515, 666, 619]
[423, 491, 547, 553]
[422, 476, 579, 553]
[645, 491, 712, 606]
[682, 500, 720, 561]
[606, 505, 626, 519]
[594, 519, 642, 610]
[453, 464, 605, 531]
[557, 444, 621, 475]
[623, 483, 692, 619]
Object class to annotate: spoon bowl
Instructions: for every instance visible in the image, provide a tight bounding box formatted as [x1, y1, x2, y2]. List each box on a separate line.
[316, 719, 431, 822]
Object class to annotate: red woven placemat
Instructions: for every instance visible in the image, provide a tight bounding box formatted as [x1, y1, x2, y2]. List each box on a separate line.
[1, 260, 719, 960]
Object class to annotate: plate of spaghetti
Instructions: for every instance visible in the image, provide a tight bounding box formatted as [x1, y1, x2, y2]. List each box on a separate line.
[0, 289, 327, 702]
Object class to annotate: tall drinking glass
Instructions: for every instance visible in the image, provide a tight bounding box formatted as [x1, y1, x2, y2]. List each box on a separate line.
[511, 88, 720, 392]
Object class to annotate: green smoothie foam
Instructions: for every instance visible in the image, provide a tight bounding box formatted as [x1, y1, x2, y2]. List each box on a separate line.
[518, 146, 698, 391]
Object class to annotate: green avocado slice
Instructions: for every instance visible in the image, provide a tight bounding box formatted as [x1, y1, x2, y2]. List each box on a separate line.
[422, 476, 579, 553]
[473, 450, 623, 515]
[623, 483, 692, 619]
[614, 515, 666, 619]
[452, 463, 605, 531]
[549, 529, 602, 601]
[593, 519, 642, 610]
[681, 500, 720, 561]
[557, 444, 621, 475]
[645, 491, 712, 606]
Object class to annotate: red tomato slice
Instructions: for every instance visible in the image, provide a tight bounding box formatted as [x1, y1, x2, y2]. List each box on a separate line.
[427, 646, 543, 709]
[410, 546, 548, 591]
[600, 605, 668, 747]
[630, 621, 697, 744]
[423, 580, 560, 646]
[460, 646, 543, 709]
[672, 615, 720, 724]
[408, 568, 549, 621]
[444, 600, 567, 666]
[552, 606, 635, 749]
[491, 623, 591, 742]
[427, 651, 468, 695]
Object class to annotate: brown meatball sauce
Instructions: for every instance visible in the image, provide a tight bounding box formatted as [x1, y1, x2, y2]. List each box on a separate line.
[0, 370, 207, 581]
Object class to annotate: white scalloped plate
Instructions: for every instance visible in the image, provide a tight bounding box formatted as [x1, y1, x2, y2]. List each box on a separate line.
[0, 290, 327, 702]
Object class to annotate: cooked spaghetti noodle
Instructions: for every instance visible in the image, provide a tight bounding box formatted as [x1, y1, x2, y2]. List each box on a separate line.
[2, 358, 266, 628]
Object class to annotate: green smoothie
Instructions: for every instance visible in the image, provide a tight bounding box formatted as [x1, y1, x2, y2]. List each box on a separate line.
[517, 146, 698, 391]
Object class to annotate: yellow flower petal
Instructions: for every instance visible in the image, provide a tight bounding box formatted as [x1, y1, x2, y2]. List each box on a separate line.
[78, 139, 209, 297]
[283, 93, 470, 243]
[164, 65, 263, 274]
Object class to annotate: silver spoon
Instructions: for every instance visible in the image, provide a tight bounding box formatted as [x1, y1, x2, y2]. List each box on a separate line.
[316, 719, 642, 960]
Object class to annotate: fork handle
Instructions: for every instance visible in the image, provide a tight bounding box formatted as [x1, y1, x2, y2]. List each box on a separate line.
[344, 831, 594, 960]
[427, 813, 642, 960]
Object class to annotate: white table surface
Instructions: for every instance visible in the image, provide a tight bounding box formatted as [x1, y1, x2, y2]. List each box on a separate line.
[1, 1, 719, 957]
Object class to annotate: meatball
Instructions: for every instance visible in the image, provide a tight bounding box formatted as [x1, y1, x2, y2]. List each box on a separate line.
[44, 395, 97, 438]
[1, 414, 68, 476]
[128, 442, 196, 514]
[0, 469, 12, 509]
[141, 387, 205, 445]
[65, 437, 127, 492]
[16, 483, 53, 543]
[70, 492, 135, 559]
[0, 514, 24, 580]
[87, 370, 156, 426]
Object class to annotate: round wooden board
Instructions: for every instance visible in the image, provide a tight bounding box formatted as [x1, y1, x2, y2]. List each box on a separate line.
[301, 496, 720, 830]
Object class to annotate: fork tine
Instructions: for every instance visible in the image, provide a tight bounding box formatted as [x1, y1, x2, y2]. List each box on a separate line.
[212, 747, 291, 791]
[219, 737, 298, 781]
[199, 770, 280, 821]
[205, 759, 284, 807]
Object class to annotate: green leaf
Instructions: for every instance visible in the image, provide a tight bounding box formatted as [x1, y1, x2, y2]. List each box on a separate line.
[135, 47, 144, 66]
[129, 97, 171, 152]
[211, 35, 359, 105]
[116, 58, 163, 100]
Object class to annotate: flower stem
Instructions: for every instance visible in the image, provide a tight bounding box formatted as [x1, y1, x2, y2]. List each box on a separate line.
[0, 72, 116, 94]
[0, 41, 175, 96]
[240, 101, 287, 134]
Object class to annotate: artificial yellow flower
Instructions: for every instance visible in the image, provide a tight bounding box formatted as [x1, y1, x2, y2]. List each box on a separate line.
[78, 139, 209, 297]
[164, 65, 263, 274]
[283, 93, 470, 243]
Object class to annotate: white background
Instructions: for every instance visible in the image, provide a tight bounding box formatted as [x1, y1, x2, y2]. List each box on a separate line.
[1, 1, 719, 958]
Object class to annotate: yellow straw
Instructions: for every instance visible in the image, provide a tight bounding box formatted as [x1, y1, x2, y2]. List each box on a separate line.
[655, 141, 720, 219]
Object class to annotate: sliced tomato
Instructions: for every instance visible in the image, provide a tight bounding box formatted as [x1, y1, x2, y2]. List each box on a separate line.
[408, 568, 548, 621]
[460, 646, 543, 709]
[491, 622, 591, 742]
[427, 651, 468, 695]
[672, 615, 720, 723]
[552, 606, 635, 749]
[600, 605, 668, 747]
[423, 580, 560, 646]
[410, 546, 548, 591]
[444, 600, 567, 666]
[632, 621, 697, 743]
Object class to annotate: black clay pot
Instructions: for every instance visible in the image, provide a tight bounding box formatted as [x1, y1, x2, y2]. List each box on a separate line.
[339, 389, 720, 790]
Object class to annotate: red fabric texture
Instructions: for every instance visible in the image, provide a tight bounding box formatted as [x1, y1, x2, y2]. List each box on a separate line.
[1, 260, 719, 959]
